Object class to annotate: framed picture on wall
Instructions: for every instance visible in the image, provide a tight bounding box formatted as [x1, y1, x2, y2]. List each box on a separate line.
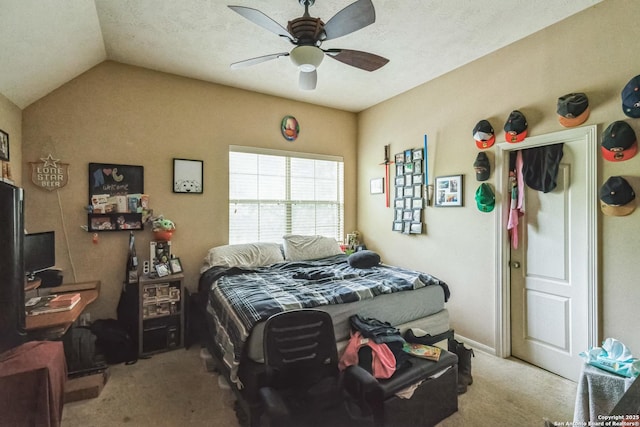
[173, 158, 203, 194]
[0, 129, 9, 161]
[434, 175, 463, 207]
[370, 177, 384, 194]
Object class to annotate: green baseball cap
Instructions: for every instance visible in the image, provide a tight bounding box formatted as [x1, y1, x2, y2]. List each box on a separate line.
[475, 183, 495, 212]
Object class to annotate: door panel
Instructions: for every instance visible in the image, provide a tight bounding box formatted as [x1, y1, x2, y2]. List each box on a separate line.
[525, 290, 569, 350]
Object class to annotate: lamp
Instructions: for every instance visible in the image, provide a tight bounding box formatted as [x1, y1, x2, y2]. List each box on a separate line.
[289, 46, 324, 72]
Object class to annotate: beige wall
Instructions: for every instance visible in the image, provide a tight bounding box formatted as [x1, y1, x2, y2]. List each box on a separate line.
[21, 61, 357, 320]
[357, 0, 640, 353]
[0, 93, 22, 186]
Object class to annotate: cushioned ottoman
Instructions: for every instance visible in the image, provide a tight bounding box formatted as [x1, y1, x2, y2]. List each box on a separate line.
[345, 350, 459, 427]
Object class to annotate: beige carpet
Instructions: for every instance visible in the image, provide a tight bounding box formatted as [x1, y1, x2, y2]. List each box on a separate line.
[62, 345, 577, 426]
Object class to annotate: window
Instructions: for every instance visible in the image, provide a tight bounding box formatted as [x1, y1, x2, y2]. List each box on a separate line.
[229, 146, 344, 244]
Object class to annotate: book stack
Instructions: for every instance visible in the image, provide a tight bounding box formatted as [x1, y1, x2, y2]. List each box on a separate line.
[50, 293, 81, 308]
[26, 293, 81, 316]
[402, 342, 442, 361]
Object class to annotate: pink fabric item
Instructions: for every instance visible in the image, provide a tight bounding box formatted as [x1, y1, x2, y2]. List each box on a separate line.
[339, 331, 396, 379]
[507, 151, 525, 248]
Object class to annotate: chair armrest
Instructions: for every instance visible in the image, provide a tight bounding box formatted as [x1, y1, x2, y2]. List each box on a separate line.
[343, 365, 383, 402]
[343, 366, 386, 427]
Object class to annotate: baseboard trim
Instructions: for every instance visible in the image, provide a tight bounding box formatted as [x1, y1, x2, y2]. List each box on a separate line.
[453, 333, 496, 356]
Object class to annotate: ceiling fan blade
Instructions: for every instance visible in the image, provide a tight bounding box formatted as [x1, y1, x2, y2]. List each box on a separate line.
[231, 52, 290, 69]
[299, 70, 317, 90]
[324, 49, 388, 71]
[322, 0, 375, 41]
[228, 6, 295, 41]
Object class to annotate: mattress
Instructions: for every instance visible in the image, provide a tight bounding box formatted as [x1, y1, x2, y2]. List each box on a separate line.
[246, 283, 447, 362]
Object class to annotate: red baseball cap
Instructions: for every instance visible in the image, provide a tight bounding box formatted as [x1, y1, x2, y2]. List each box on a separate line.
[473, 120, 495, 149]
[503, 110, 528, 143]
[601, 121, 638, 162]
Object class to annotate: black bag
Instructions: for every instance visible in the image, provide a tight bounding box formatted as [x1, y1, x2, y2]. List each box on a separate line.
[90, 318, 138, 365]
[63, 326, 102, 373]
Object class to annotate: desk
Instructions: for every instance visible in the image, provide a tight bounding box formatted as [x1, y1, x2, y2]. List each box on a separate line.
[25, 281, 100, 339]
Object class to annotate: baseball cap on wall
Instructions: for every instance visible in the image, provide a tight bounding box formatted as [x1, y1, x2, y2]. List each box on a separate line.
[473, 120, 495, 149]
[600, 176, 636, 216]
[601, 121, 638, 162]
[621, 75, 640, 118]
[473, 152, 490, 181]
[557, 93, 590, 127]
[475, 183, 495, 212]
[503, 110, 528, 143]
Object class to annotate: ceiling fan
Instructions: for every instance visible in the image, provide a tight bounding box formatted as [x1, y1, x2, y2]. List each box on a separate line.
[228, 0, 389, 90]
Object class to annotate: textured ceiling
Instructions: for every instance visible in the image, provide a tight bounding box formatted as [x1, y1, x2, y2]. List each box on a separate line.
[0, 0, 602, 112]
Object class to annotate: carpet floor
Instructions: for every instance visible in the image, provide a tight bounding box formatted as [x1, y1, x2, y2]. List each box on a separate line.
[61, 344, 577, 426]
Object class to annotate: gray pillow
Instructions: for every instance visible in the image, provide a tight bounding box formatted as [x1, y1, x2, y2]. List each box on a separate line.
[282, 234, 343, 261]
[348, 250, 380, 269]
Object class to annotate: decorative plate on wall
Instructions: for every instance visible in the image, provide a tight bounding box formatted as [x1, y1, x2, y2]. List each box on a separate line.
[281, 116, 299, 141]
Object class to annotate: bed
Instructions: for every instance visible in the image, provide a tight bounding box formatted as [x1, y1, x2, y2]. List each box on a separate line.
[196, 236, 452, 426]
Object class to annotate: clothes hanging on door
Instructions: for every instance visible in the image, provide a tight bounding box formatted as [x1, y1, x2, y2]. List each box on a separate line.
[507, 151, 525, 249]
[521, 144, 564, 193]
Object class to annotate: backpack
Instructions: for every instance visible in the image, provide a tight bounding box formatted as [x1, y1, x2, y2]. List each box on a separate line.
[90, 318, 138, 365]
[63, 326, 103, 372]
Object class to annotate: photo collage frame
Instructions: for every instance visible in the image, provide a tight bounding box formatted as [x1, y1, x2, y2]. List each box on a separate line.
[393, 148, 425, 234]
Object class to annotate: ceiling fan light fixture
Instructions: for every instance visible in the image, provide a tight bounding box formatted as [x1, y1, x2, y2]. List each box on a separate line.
[290, 46, 324, 72]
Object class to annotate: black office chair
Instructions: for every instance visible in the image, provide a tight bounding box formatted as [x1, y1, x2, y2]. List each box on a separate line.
[258, 309, 358, 427]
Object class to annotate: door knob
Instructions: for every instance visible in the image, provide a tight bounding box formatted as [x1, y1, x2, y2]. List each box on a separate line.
[511, 261, 521, 269]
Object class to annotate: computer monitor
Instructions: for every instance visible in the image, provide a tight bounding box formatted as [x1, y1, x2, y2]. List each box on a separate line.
[24, 231, 55, 281]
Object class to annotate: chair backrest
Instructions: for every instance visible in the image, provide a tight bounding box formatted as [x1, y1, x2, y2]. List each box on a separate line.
[263, 309, 339, 390]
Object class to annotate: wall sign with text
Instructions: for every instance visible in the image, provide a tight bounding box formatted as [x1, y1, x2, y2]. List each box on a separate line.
[30, 154, 69, 191]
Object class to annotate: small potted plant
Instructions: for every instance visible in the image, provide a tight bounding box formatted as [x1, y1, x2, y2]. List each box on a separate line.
[151, 215, 176, 241]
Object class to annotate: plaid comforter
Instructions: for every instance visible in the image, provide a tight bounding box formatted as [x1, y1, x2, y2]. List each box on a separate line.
[201, 254, 449, 387]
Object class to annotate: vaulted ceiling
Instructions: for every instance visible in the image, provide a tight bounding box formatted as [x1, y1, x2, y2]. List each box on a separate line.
[1, 0, 601, 112]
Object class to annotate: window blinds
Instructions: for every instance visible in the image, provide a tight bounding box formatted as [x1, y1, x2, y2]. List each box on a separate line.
[229, 147, 344, 244]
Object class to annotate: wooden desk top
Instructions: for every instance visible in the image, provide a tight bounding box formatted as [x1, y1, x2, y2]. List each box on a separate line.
[25, 281, 100, 334]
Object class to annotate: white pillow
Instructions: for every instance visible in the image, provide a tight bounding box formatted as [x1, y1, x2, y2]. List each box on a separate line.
[201, 242, 284, 273]
[282, 234, 343, 261]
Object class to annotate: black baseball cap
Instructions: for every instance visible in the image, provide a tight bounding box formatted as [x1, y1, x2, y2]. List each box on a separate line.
[504, 110, 528, 143]
[473, 152, 490, 181]
[473, 120, 495, 149]
[601, 121, 638, 162]
[622, 75, 640, 118]
[557, 93, 589, 127]
[600, 176, 636, 216]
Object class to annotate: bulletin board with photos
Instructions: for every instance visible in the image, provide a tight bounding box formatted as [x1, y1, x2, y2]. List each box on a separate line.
[88, 163, 145, 231]
[393, 148, 425, 234]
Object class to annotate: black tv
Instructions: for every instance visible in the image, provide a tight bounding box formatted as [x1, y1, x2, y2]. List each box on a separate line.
[24, 231, 55, 281]
[0, 181, 26, 353]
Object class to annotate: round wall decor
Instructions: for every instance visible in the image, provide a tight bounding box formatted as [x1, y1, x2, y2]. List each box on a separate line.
[281, 116, 299, 141]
